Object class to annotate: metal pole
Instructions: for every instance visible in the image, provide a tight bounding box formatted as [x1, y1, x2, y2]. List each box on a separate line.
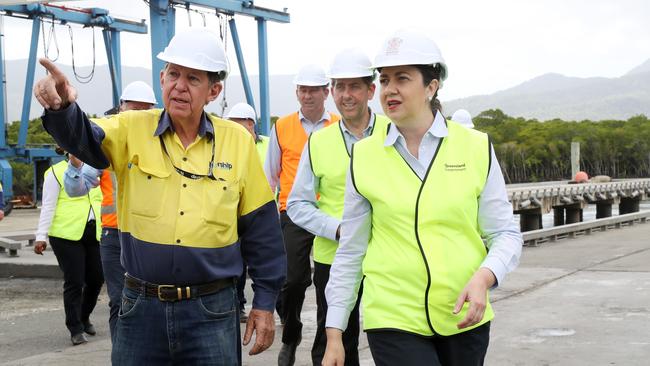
[0, 15, 7, 149]
[149, 0, 175, 107]
[256, 18, 270, 136]
[228, 18, 255, 113]
[17, 16, 41, 151]
[571, 141, 580, 179]
[103, 29, 120, 107]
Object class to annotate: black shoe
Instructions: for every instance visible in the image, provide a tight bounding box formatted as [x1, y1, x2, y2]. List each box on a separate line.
[240, 309, 248, 323]
[277, 335, 301, 366]
[71, 333, 88, 346]
[83, 321, 96, 336]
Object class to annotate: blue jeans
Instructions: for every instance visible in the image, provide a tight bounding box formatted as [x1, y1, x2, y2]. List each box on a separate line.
[100, 227, 124, 343]
[112, 283, 241, 365]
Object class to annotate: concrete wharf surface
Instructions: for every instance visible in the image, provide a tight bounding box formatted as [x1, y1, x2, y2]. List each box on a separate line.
[1, 208, 649, 365]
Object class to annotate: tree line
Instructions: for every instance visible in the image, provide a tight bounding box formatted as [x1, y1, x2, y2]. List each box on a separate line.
[472, 109, 650, 183]
[4, 111, 650, 196]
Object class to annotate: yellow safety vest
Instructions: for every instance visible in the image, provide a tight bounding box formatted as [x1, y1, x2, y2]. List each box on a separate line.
[47, 160, 102, 241]
[352, 120, 493, 336]
[256, 135, 270, 166]
[309, 114, 390, 264]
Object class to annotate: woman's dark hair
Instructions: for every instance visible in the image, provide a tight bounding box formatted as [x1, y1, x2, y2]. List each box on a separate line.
[414, 64, 443, 114]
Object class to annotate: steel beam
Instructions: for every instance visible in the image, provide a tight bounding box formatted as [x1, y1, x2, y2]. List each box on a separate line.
[228, 18, 254, 113]
[257, 17, 269, 135]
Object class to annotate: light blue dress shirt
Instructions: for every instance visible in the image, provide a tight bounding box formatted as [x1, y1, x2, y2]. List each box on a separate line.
[286, 113, 377, 241]
[325, 111, 523, 331]
[63, 162, 102, 197]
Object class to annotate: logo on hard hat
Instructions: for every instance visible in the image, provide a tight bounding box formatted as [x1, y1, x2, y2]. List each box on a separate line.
[385, 37, 403, 55]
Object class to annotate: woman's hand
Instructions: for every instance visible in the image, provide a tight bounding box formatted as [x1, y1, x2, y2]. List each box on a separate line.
[454, 267, 496, 329]
[322, 328, 345, 366]
[34, 241, 47, 255]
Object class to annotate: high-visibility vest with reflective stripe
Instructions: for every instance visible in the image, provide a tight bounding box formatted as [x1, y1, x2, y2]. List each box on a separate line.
[275, 111, 339, 211]
[100, 170, 118, 228]
[352, 120, 493, 336]
[47, 160, 102, 241]
[256, 135, 270, 166]
[309, 114, 391, 264]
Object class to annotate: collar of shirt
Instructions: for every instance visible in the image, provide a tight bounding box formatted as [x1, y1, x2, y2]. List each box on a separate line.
[153, 110, 215, 138]
[384, 110, 448, 147]
[299, 109, 331, 124]
[340, 111, 376, 139]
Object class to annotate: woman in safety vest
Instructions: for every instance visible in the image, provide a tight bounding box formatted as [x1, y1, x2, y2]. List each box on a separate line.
[322, 30, 523, 366]
[34, 150, 104, 346]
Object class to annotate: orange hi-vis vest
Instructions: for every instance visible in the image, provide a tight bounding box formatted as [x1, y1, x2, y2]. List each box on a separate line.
[100, 170, 118, 228]
[275, 111, 340, 211]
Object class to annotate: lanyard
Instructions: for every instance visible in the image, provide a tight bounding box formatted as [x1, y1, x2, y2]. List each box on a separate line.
[158, 134, 219, 181]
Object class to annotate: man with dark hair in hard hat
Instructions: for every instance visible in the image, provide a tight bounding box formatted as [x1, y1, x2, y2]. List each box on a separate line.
[264, 64, 340, 366]
[33, 27, 286, 365]
[225, 102, 270, 323]
[62, 80, 156, 345]
[287, 48, 389, 366]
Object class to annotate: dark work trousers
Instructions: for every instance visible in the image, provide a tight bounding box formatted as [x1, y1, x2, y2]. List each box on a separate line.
[312, 262, 362, 366]
[279, 211, 315, 344]
[366, 322, 491, 366]
[49, 221, 104, 336]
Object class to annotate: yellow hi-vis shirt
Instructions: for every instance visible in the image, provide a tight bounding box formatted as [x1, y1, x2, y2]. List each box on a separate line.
[90, 109, 278, 286]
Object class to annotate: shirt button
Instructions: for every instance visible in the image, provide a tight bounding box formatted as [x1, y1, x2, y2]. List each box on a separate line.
[183, 183, 187, 188]
[180, 211, 184, 216]
[176, 239, 181, 244]
[147, 175, 151, 180]
[182, 157, 188, 161]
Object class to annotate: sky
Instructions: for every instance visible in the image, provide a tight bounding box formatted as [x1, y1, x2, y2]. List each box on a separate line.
[1, 0, 649, 101]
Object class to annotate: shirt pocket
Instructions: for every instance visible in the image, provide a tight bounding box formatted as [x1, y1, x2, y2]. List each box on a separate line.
[126, 162, 171, 219]
[201, 179, 239, 228]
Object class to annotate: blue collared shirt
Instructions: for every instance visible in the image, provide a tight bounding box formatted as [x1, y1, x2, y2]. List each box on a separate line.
[325, 111, 523, 330]
[287, 112, 377, 241]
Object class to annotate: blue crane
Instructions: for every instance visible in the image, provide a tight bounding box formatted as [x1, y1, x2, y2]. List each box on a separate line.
[0, 2, 147, 214]
[147, 0, 290, 137]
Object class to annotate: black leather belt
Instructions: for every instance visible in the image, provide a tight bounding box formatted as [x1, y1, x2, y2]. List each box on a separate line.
[124, 274, 235, 302]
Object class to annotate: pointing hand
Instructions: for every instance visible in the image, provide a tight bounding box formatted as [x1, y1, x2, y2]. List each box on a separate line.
[33, 58, 77, 110]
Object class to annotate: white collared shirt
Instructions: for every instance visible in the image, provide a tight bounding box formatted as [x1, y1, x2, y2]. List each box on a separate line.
[264, 109, 333, 194]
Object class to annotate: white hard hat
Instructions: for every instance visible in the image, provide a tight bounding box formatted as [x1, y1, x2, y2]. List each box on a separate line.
[373, 29, 447, 82]
[226, 102, 257, 123]
[157, 27, 229, 77]
[451, 109, 474, 128]
[293, 64, 329, 86]
[120, 81, 157, 104]
[327, 48, 374, 79]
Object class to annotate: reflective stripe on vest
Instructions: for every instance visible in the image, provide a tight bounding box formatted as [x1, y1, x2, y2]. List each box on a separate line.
[256, 135, 270, 166]
[309, 114, 390, 264]
[352, 120, 493, 336]
[47, 160, 103, 241]
[275, 112, 339, 211]
[100, 170, 118, 228]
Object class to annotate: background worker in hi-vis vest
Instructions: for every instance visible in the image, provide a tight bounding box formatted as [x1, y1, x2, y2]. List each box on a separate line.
[63, 80, 156, 344]
[224, 102, 270, 323]
[323, 29, 523, 366]
[264, 64, 340, 366]
[34, 150, 104, 346]
[287, 48, 389, 366]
